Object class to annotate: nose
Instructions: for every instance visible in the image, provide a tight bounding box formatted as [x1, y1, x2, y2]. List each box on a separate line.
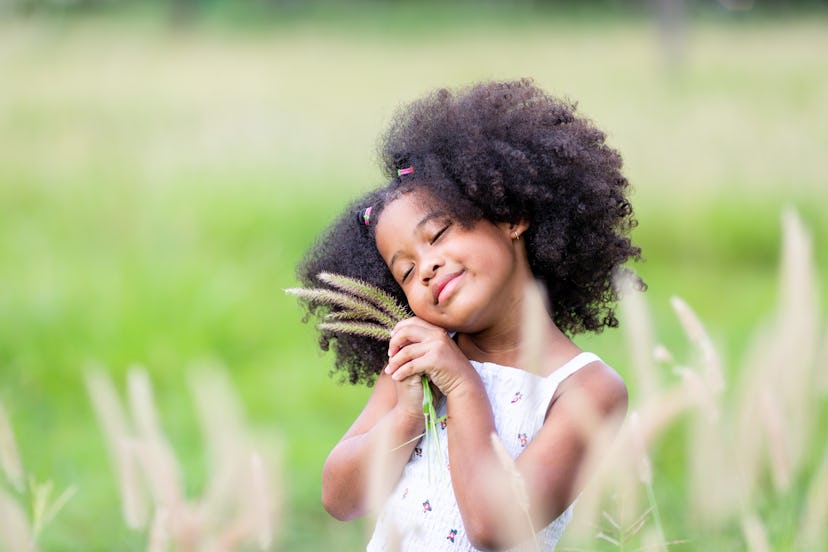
[418, 256, 443, 283]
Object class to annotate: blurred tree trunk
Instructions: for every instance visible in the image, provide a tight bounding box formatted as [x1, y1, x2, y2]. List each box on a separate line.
[170, 0, 200, 26]
[653, 0, 686, 69]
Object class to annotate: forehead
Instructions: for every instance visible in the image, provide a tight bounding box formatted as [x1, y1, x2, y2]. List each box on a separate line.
[374, 191, 443, 254]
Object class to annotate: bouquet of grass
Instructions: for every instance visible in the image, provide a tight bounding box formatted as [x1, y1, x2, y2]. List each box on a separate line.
[286, 272, 445, 479]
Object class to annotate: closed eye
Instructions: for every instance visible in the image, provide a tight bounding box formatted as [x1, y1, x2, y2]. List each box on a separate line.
[401, 266, 414, 283]
[431, 223, 451, 244]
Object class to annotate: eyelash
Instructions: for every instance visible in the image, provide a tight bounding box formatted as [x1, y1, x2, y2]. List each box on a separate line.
[430, 223, 450, 244]
[401, 223, 451, 283]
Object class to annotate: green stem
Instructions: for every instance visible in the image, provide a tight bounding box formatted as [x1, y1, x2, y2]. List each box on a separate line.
[421, 375, 445, 482]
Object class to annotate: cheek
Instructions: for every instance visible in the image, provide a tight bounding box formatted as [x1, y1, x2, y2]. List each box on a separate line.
[403, 287, 430, 313]
[471, 237, 514, 271]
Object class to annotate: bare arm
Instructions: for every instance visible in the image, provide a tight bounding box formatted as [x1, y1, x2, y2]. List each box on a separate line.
[446, 362, 628, 549]
[385, 318, 628, 549]
[321, 371, 426, 521]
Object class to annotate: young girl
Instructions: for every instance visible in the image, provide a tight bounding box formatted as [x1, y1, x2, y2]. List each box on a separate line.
[296, 79, 643, 550]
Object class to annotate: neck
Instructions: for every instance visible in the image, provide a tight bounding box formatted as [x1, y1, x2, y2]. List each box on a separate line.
[456, 324, 523, 367]
[456, 305, 577, 371]
[453, 246, 580, 371]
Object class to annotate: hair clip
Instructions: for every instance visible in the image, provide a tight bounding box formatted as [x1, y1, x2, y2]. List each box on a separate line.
[397, 166, 414, 177]
[361, 206, 373, 226]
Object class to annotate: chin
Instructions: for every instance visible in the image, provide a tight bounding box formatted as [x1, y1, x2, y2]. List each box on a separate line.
[415, 298, 489, 333]
[437, 312, 488, 335]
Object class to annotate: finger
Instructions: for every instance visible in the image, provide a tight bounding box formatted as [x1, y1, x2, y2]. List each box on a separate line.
[388, 323, 434, 357]
[390, 357, 425, 382]
[386, 342, 430, 376]
[389, 321, 449, 357]
[387, 345, 434, 381]
[392, 316, 444, 335]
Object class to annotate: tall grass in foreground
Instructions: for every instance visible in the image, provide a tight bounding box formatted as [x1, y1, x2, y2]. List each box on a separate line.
[0, 400, 76, 552]
[85, 365, 282, 551]
[559, 208, 827, 550]
[6, 207, 818, 551]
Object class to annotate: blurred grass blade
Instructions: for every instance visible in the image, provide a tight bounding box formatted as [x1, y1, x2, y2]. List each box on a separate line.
[519, 279, 548, 377]
[0, 489, 37, 552]
[670, 296, 724, 394]
[741, 512, 771, 552]
[617, 272, 659, 401]
[28, 478, 77, 541]
[147, 506, 170, 552]
[0, 400, 25, 493]
[366, 415, 395, 524]
[247, 452, 274, 550]
[84, 366, 149, 529]
[490, 432, 539, 551]
[798, 442, 828, 548]
[759, 389, 792, 491]
[189, 366, 247, 525]
[127, 368, 183, 508]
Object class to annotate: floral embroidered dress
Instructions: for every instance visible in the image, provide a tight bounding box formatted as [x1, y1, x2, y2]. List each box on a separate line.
[366, 351, 602, 551]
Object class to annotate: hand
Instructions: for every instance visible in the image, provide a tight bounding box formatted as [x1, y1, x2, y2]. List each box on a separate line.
[385, 317, 477, 397]
[389, 371, 427, 424]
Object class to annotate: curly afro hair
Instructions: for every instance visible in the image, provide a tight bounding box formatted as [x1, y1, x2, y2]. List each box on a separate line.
[297, 79, 643, 386]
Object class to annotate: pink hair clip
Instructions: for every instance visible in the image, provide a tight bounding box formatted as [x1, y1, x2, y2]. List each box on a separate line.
[361, 206, 373, 226]
[397, 166, 414, 177]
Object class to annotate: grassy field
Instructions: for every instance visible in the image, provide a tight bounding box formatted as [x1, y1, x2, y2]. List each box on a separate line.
[1, 7, 827, 550]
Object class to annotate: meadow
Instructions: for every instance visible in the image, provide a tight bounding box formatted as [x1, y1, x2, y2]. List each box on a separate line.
[1, 6, 827, 550]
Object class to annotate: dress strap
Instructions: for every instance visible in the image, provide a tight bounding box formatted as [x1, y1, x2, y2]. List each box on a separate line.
[546, 352, 601, 387]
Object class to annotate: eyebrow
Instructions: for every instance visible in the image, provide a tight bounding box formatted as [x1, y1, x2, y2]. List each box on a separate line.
[388, 211, 449, 272]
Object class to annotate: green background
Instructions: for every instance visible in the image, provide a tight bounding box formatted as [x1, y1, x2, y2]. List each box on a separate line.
[1, 3, 827, 549]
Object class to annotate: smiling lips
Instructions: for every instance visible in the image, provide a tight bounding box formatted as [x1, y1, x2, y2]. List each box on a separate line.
[433, 271, 465, 304]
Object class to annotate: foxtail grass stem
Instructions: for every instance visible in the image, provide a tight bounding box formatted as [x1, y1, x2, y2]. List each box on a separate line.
[287, 273, 446, 480]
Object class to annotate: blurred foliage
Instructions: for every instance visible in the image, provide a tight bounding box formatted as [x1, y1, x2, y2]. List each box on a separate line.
[7, 0, 828, 24]
[0, 4, 826, 550]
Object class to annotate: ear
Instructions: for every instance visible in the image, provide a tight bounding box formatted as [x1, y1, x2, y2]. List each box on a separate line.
[506, 219, 530, 240]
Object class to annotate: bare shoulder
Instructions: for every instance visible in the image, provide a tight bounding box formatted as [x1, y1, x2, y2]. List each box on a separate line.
[551, 358, 628, 418]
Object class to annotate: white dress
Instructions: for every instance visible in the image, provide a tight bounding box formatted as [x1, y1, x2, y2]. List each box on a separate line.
[366, 352, 602, 551]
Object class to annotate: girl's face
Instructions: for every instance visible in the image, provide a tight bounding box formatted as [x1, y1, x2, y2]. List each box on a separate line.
[374, 190, 530, 333]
